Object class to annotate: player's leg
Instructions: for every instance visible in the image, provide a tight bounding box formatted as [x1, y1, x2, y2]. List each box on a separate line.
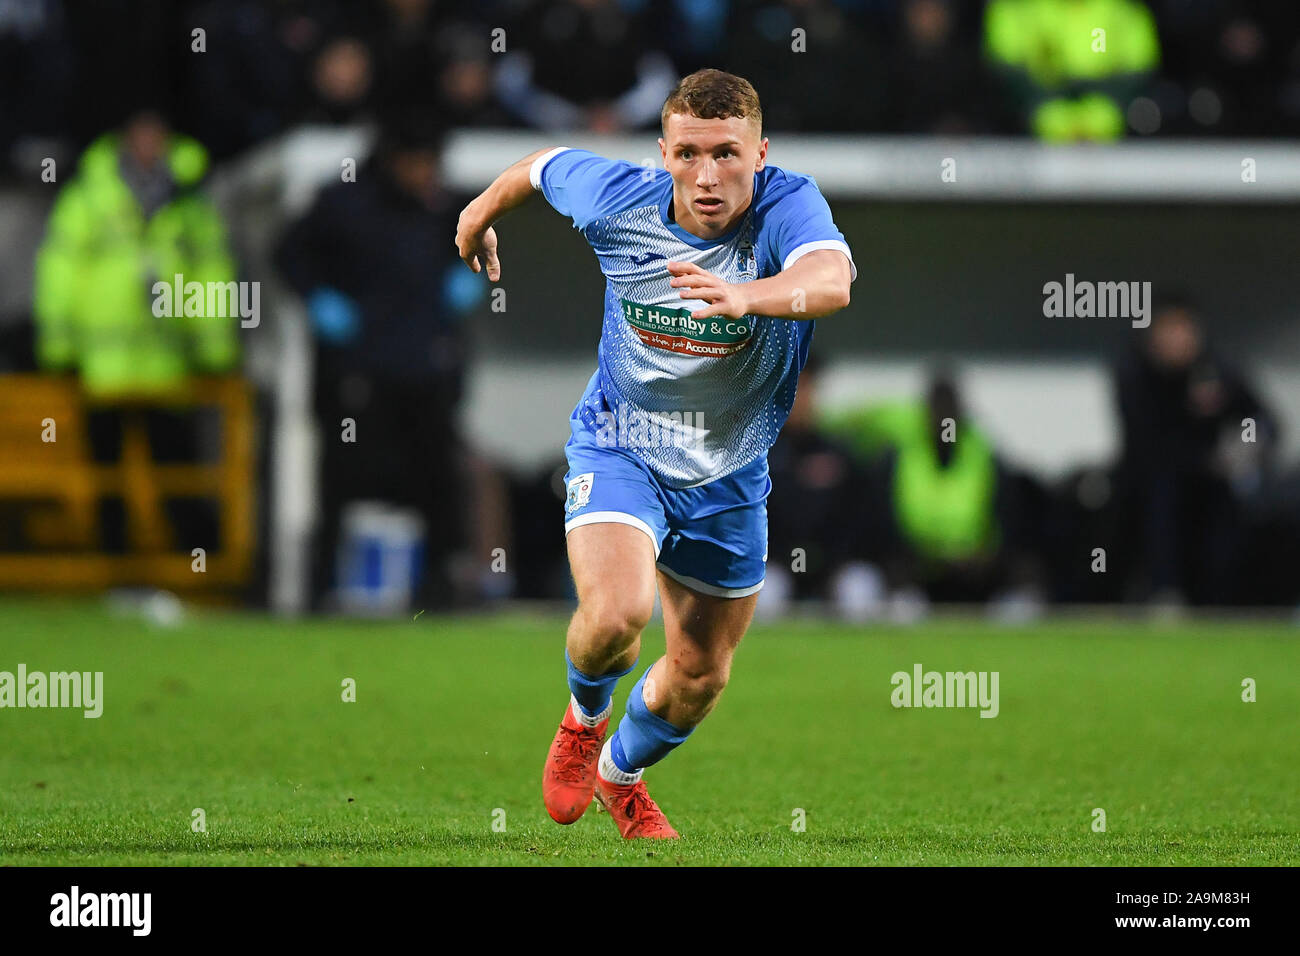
[594, 456, 769, 838]
[593, 574, 756, 838]
[542, 441, 669, 825]
[564, 522, 655, 691]
[639, 569, 757, 727]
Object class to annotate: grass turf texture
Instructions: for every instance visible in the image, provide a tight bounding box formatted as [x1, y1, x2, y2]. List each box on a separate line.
[0, 598, 1296, 866]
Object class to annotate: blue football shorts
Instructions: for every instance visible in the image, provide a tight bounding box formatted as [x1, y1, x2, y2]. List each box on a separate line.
[561, 405, 770, 599]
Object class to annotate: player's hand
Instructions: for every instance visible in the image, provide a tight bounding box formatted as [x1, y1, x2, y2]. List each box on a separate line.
[455, 209, 502, 281]
[667, 260, 750, 320]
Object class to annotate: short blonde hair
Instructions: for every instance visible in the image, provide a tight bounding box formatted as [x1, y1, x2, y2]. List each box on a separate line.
[661, 69, 762, 136]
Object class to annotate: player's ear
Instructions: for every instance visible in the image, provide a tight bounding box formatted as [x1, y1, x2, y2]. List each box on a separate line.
[658, 137, 667, 163]
[754, 137, 768, 171]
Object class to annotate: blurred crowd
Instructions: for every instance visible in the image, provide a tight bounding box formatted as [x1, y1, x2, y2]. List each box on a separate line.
[758, 302, 1300, 619]
[2, 0, 1299, 615]
[4, 0, 1300, 181]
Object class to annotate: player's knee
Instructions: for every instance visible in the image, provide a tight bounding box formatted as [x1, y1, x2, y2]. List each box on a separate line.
[581, 598, 651, 651]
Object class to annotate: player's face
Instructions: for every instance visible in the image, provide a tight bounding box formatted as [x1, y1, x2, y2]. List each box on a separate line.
[660, 113, 767, 240]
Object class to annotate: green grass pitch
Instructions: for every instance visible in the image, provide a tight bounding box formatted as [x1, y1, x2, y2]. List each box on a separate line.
[1, 598, 1296, 866]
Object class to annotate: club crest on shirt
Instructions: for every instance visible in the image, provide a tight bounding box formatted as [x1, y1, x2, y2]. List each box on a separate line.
[735, 239, 757, 279]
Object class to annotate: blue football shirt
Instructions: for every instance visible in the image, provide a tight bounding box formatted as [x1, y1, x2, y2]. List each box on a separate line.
[532, 146, 856, 488]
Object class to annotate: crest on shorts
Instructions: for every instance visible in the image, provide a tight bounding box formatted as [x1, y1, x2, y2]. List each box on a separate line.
[565, 473, 594, 515]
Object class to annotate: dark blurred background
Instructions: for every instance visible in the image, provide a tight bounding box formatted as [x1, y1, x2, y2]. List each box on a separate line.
[1, 0, 1298, 620]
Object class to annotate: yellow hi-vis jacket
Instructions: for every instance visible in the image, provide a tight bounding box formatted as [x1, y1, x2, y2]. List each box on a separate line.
[34, 133, 238, 398]
[984, 0, 1161, 141]
[826, 400, 1000, 562]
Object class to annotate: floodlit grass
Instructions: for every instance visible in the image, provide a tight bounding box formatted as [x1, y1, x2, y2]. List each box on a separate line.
[1, 599, 1296, 865]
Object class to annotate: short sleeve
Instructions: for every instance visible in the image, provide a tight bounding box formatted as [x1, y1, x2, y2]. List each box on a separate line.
[531, 147, 654, 231]
[761, 175, 857, 281]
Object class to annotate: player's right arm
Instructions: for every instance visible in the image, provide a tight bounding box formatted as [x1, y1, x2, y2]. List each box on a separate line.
[454, 147, 558, 282]
[457, 147, 651, 281]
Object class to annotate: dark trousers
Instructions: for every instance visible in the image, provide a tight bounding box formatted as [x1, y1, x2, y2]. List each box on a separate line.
[311, 367, 464, 610]
[87, 407, 220, 553]
[1141, 467, 1241, 605]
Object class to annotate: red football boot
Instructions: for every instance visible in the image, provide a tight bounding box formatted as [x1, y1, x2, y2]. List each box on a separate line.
[594, 770, 680, 839]
[542, 701, 608, 824]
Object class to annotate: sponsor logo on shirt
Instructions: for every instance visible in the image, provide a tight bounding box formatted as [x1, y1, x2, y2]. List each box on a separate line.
[620, 298, 753, 357]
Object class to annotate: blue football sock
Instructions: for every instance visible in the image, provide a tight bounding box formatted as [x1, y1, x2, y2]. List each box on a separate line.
[566, 649, 635, 718]
[609, 667, 693, 773]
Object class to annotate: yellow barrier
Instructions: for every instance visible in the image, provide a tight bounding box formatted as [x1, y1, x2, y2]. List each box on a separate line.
[0, 375, 255, 590]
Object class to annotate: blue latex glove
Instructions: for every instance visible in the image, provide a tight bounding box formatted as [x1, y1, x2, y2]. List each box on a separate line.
[442, 262, 488, 318]
[307, 287, 361, 344]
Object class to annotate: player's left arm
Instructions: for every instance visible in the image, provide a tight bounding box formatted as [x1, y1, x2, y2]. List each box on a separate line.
[668, 249, 851, 321]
